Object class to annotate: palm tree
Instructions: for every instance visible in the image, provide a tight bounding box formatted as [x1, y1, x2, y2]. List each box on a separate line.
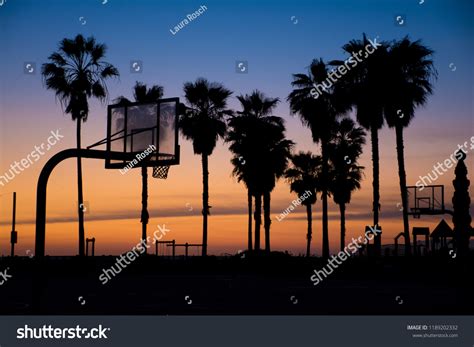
[228, 154, 255, 251]
[261, 125, 294, 252]
[384, 37, 437, 256]
[328, 118, 365, 251]
[285, 152, 321, 256]
[115, 82, 164, 253]
[180, 78, 233, 256]
[288, 59, 351, 258]
[227, 114, 261, 252]
[42, 34, 119, 256]
[337, 35, 390, 255]
[228, 91, 293, 252]
[228, 113, 260, 252]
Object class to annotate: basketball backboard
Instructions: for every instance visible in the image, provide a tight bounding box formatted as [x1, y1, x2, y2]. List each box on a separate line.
[406, 185, 445, 217]
[105, 98, 180, 169]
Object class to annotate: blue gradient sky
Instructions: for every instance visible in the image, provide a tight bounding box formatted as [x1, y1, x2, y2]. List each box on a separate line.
[0, 0, 473, 256]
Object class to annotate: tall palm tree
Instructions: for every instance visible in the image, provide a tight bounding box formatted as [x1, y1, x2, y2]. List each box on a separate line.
[328, 118, 365, 251]
[288, 59, 351, 258]
[285, 152, 321, 256]
[115, 82, 164, 253]
[384, 37, 437, 256]
[180, 78, 233, 256]
[228, 91, 293, 252]
[337, 35, 390, 255]
[42, 34, 119, 256]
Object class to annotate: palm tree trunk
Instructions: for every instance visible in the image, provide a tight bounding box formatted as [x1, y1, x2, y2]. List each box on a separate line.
[201, 154, 209, 256]
[263, 191, 271, 252]
[371, 126, 381, 256]
[395, 125, 411, 256]
[339, 203, 346, 252]
[76, 118, 85, 257]
[247, 189, 253, 251]
[321, 142, 330, 259]
[140, 166, 149, 254]
[254, 194, 262, 251]
[306, 203, 313, 257]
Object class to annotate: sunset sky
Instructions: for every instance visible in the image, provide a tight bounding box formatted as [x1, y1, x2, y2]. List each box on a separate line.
[0, 0, 473, 256]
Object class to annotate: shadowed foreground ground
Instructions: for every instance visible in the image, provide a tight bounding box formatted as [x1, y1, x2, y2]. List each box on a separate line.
[0, 254, 472, 315]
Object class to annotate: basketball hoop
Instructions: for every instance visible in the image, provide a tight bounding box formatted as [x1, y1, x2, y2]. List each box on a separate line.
[406, 185, 446, 219]
[153, 166, 170, 179]
[103, 98, 180, 170]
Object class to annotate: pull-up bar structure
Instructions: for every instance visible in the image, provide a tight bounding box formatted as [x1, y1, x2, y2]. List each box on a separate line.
[155, 240, 176, 257]
[167, 242, 202, 258]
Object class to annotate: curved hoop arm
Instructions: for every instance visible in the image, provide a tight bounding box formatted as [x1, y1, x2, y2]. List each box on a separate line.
[35, 148, 134, 257]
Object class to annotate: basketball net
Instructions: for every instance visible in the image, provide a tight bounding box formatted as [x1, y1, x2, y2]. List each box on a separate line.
[152, 166, 170, 179]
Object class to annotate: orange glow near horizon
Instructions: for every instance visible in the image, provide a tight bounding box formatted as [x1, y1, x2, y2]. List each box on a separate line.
[1, 121, 472, 256]
[0, 68, 473, 257]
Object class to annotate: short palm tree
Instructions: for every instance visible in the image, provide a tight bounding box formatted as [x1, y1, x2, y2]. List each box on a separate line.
[338, 35, 390, 255]
[261, 127, 294, 252]
[288, 59, 351, 258]
[115, 82, 164, 253]
[180, 78, 233, 256]
[42, 34, 119, 256]
[384, 37, 437, 256]
[228, 114, 260, 252]
[328, 118, 365, 251]
[285, 152, 321, 256]
[229, 153, 255, 251]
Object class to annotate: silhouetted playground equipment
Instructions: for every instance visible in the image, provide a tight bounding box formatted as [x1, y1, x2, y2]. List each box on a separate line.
[389, 184, 453, 254]
[412, 227, 430, 256]
[430, 219, 454, 252]
[391, 221, 455, 256]
[393, 232, 404, 256]
[86, 238, 95, 256]
[391, 220, 457, 256]
[35, 99, 180, 258]
[362, 225, 381, 256]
